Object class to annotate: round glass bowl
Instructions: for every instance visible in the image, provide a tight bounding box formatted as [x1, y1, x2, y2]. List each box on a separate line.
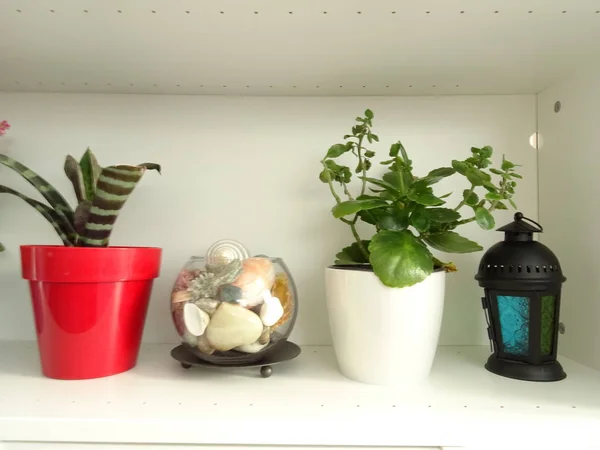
[170, 256, 298, 365]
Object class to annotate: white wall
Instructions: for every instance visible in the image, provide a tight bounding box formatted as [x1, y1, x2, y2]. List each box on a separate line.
[538, 69, 600, 370]
[0, 93, 537, 345]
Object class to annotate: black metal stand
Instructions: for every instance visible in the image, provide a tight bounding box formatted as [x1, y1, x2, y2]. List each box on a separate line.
[485, 354, 566, 382]
[170, 341, 301, 378]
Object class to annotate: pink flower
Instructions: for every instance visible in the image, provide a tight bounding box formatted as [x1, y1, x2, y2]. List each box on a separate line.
[0, 120, 10, 137]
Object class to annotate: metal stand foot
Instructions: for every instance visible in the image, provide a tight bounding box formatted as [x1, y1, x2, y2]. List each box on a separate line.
[181, 362, 192, 369]
[260, 365, 273, 378]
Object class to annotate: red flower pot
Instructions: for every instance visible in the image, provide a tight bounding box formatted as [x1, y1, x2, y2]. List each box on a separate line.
[20, 245, 162, 380]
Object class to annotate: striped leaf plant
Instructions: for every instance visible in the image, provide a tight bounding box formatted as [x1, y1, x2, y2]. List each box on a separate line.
[0, 148, 160, 250]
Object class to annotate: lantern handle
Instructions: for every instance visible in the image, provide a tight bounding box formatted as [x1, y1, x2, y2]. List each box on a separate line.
[514, 212, 543, 232]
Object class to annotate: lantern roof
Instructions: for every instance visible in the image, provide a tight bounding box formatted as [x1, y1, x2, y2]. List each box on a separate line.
[497, 212, 543, 234]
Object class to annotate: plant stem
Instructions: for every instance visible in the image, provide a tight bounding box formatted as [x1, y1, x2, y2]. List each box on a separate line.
[350, 221, 370, 260]
[454, 183, 475, 211]
[322, 161, 342, 204]
[454, 217, 476, 226]
[341, 182, 354, 200]
[356, 134, 367, 196]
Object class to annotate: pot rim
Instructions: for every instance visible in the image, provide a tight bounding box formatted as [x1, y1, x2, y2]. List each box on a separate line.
[20, 245, 162, 251]
[326, 264, 446, 274]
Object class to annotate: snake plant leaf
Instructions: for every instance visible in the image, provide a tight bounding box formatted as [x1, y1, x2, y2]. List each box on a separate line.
[0, 185, 76, 246]
[138, 162, 162, 174]
[79, 164, 160, 247]
[79, 148, 102, 201]
[0, 154, 75, 225]
[74, 200, 92, 236]
[64, 155, 86, 203]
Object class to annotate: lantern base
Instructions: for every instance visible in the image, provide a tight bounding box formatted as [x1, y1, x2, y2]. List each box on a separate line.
[485, 355, 566, 382]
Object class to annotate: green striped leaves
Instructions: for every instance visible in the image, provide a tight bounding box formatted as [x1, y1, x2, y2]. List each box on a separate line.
[79, 163, 161, 247]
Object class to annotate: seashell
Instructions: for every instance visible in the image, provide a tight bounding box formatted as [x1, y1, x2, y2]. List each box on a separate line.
[205, 239, 249, 270]
[236, 340, 268, 353]
[259, 291, 284, 327]
[183, 303, 210, 337]
[231, 257, 276, 306]
[259, 326, 271, 345]
[205, 303, 263, 351]
[171, 290, 192, 305]
[187, 260, 242, 300]
[197, 334, 215, 354]
[271, 272, 294, 329]
[217, 284, 243, 303]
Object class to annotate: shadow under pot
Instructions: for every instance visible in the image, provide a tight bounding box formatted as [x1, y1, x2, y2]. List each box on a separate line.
[170, 256, 298, 365]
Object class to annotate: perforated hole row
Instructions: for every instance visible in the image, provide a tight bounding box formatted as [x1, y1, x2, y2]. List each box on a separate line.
[12, 9, 600, 15]
[480, 264, 560, 274]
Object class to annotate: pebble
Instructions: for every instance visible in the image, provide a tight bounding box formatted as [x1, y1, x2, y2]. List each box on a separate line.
[270, 272, 294, 329]
[184, 303, 210, 336]
[217, 284, 243, 303]
[259, 290, 284, 327]
[259, 326, 271, 345]
[236, 341, 268, 353]
[232, 257, 276, 307]
[205, 302, 263, 351]
[197, 334, 215, 354]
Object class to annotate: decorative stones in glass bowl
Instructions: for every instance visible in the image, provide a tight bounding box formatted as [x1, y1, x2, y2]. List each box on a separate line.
[170, 240, 298, 365]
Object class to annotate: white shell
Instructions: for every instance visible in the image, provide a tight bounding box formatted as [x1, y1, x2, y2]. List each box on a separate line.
[183, 303, 210, 336]
[259, 291, 284, 327]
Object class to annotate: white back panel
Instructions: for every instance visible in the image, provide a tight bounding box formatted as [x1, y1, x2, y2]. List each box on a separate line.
[0, 93, 537, 344]
[1, 0, 600, 96]
[538, 68, 600, 370]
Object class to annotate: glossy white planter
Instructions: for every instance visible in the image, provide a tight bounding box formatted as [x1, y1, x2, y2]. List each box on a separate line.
[325, 267, 446, 386]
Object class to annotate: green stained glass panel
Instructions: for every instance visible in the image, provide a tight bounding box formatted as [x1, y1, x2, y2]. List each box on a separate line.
[541, 295, 556, 356]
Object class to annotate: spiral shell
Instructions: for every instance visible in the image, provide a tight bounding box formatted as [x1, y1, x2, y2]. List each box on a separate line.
[205, 239, 250, 269]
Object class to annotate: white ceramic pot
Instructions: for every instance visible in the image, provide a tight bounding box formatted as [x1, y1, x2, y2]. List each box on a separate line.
[325, 267, 446, 386]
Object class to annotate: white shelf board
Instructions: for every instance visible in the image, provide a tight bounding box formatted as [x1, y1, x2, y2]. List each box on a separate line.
[1, 343, 599, 447]
[2, 0, 600, 96]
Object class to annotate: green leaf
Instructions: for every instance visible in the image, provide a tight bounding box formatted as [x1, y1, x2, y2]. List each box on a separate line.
[364, 150, 375, 158]
[439, 192, 453, 199]
[490, 168, 504, 175]
[319, 168, 331, 183]
[424, 231, 483, 253]
[501, 159, 515, 170]
[368, 230, 433, 288]
[483, 184, 498, 193]
[365, 109, 374, 119]
[480, 146, 493, 158]
[463, 190, 479, 206]
[382, 171, 408, 194]
[485, 192, 504, 201]
[423, 208, 460, 223]
[369, 134, 379, 142]
[452, 160, 469, 175]
[494, 201, 508, 210]
[420, 167, 456, 185]
[79, 164, 160, 247]
[509, 173, 523, 179]
[0, 185, 76, 246]
[465, 167, 491, 186]
[475, 207, 495, 230]
[331, 199, 388, 218]
[335, 241, 371, 264]
[389, 142, 401, 157]
[64, 155, 86, 204]
[0, 242, 4, 252]
[509, 198, 518, 209]
[326, 143, 349, 159]
[359, 176, 400, 194]
[410, 208, 430, 232]
[0, 153, 75, 225]
[79, 148, 102, 201]
[377, 207, 410, 231]
[407, 190, 445, 206]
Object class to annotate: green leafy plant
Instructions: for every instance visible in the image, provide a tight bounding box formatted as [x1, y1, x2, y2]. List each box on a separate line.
[0, 148, 160, 250]
[319, 110, 521, 288]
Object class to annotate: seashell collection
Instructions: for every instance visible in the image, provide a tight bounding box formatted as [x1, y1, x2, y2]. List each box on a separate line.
[170, 239, 296, 362]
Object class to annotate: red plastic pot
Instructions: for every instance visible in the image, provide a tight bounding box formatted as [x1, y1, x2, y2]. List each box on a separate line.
[20, 245, 162, 380]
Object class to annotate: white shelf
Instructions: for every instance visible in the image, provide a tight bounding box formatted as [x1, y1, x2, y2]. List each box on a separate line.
[2, 0, 600, 96]
[1, 343, 599, 447]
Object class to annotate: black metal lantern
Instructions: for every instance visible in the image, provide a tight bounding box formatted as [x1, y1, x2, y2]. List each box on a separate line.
[475, 212, 567, 382]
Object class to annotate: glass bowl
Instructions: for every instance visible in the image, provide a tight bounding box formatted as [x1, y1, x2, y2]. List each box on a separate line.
[170, 255, 298, 365]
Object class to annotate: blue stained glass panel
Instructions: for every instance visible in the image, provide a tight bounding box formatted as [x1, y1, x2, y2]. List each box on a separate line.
[497, 295, 530, 356]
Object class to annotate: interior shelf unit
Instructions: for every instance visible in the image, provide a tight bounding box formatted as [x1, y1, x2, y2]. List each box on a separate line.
[2, 0, 600, 448]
